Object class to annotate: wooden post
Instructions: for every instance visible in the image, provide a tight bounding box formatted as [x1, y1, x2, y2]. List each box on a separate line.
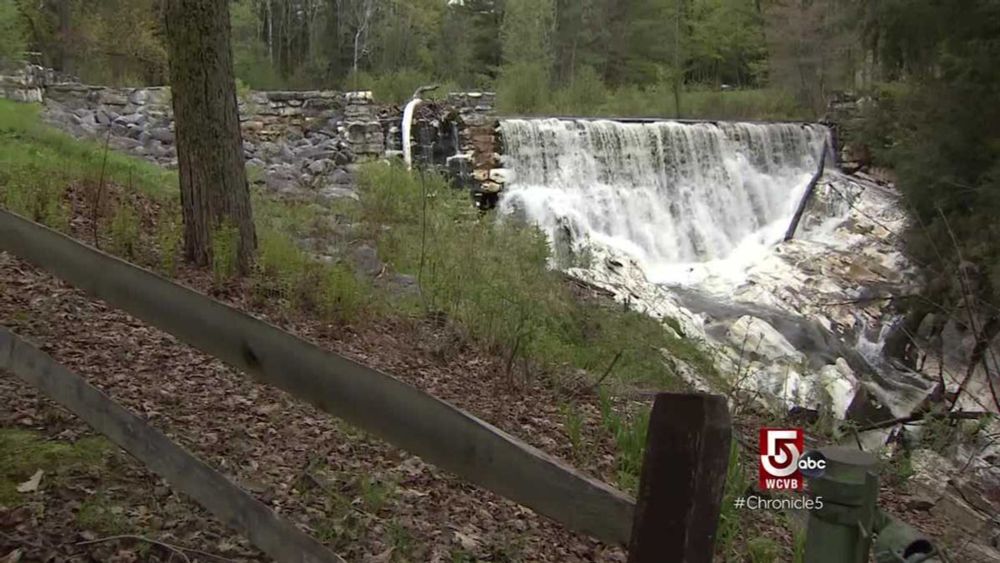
[628, 393, 732, 563]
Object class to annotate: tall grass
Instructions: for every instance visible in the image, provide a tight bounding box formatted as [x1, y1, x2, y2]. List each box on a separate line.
[0, 100, 177, 198]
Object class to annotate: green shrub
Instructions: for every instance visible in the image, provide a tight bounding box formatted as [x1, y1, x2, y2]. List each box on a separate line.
[109, 201, 140, 259]
[497, 62, 551, 114]
[320, 262, 368, 323]
[550, 66, 608, 115]
[156, 210, 182, 275]
[0, 0, 26, 61]
[255, 227, 309, 306]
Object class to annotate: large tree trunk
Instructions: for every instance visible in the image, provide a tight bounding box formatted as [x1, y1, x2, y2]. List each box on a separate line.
[163, 0, 256, 273]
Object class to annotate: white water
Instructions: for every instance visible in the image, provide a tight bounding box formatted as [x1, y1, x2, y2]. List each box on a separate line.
[498, 119, 829, 285]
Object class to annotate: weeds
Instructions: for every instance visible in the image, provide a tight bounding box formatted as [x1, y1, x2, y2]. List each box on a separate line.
[212, 220, 240, 284]
[109, 199, 141, 259]
[156, 209, 182, 275]
[716, 440, 752, 559]
[746, 537, 782, 562]
[77, 493, 132, 535]
[596, 391, 649, 493]
[0, 163, 69, 230]
[561, 403, 586, 462]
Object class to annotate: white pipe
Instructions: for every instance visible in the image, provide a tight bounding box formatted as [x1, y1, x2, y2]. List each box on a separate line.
[402, 97, 422, 170]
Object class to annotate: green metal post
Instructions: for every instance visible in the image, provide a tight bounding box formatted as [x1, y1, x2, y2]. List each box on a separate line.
[804, 447, 879, 563]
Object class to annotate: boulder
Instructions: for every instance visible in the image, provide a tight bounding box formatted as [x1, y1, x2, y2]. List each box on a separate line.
[726, 316, 805, 363]
[328, 168, 353, 186]
[150, 127, 174, 145]
[307, 159, 330, 175]
[318, 186, 359, 202]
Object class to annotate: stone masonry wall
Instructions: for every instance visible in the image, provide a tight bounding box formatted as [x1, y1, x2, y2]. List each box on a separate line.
[0, 62, 497, 204]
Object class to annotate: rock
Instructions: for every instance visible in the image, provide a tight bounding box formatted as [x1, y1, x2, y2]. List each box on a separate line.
[297, 147, 337, 161]
[147, 141, 169, 159]
[318, 186, 359, 202]
[307, 159, 329, 175]
[110, 137, 141, 151]
[150, 127, 174, 145]
[351, 244, 383, 277]
[265, 166, 299, 193]
[489, 168, 516, 184]
[904, 496, 936, 511]
[328, 168, 352, 186]
[387, 273, 420, 296]
[726, 316, 805, 363]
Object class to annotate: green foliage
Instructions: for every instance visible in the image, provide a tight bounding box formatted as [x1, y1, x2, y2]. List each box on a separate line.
[597, 392, 649, 493]
[747, 537, 782, 563]
[211, 221, 240, 284]
[716, 440, 751, 558]
[0, 100, 177, 198]
[109, 200, 140, 259]
[156, 209, 182, 276]
[0, 163, 68, 231]
[497, 62, 552, 114]
[856, 0, 1000, 306]
[77, 493, 132, 534]
[549, 65, 608, 116]
[561, 403, 585, 461]
[17, 0, 167, 85]
[0, 428, 111, 507]
[0, 0, 26, 61]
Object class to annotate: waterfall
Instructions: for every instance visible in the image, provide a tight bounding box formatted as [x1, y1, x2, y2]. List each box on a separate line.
[498, 118, 830, 284]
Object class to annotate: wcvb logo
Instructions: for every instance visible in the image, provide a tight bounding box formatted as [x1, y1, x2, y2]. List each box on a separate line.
[758, 428, 826, 491]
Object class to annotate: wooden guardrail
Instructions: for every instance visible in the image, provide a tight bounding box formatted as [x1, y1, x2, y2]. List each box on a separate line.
[0, 207, 636, 545]
[0, 327, 344, 563]
[0, 206, 731, 563]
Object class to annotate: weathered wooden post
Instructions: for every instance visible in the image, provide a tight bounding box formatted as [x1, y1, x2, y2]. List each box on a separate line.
[628, 393, 732, 563]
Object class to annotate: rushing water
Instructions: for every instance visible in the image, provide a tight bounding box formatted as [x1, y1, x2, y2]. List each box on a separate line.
[498, 118, 829, 284]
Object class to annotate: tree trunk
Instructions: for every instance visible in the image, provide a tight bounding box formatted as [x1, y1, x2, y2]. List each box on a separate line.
[164, 0, 256, 273]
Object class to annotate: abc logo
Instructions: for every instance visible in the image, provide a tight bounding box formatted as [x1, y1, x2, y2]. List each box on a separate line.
[798, 450, 827, 479]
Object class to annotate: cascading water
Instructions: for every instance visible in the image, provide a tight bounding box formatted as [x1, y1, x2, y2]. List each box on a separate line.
[495, 117, 926, 418]
[498, 118, 829, 284]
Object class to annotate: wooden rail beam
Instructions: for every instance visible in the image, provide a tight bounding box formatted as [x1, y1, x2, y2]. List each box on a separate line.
[0, 326, 344, 563]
